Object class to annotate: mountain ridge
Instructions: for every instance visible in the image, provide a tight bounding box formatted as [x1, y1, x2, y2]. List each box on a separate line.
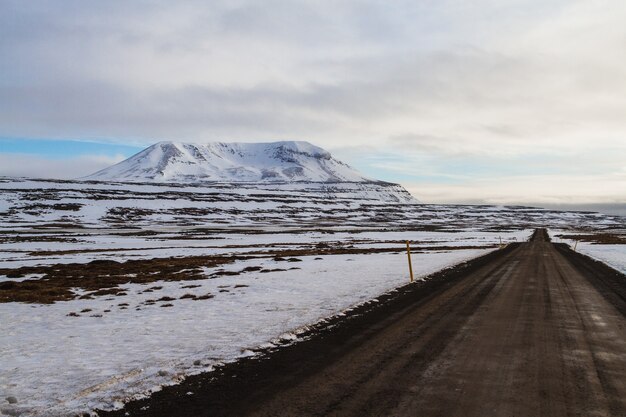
[85, 141, 373, 184]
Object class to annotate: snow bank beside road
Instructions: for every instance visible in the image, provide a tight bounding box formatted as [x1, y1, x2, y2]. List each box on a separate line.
[1, 248, 494, 417]
[550, 230, 626, 274]
[582, 245, 626, 274]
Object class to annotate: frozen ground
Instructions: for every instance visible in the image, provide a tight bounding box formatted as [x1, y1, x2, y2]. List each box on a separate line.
[1, 248, 505, 416]
[550, 230, 626, 274]
[1, 178, 625, 416]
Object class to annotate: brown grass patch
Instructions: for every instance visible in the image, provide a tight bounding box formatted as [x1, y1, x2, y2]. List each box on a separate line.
[0, 244, 493, 304]
[557, 233, 626, 244]
[0, 255, 233, 303]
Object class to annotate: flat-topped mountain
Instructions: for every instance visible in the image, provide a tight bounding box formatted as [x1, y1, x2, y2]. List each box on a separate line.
[85, 141, 372, 183]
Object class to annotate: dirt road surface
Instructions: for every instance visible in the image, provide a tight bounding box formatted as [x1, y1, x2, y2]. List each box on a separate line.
[104, 229, 626, 417]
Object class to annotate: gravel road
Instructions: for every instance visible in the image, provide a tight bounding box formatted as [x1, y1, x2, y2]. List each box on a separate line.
[103, 229, 626, 417]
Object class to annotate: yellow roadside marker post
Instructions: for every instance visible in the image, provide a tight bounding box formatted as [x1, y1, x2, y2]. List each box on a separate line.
[406, 241, 414, 283]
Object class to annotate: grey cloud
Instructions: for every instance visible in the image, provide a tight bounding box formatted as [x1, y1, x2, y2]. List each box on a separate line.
[0, 153, 125, 179]
[1, 0, 626, 204]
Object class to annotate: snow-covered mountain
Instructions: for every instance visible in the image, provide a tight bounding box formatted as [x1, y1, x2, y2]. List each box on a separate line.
[85, 141, 372, 183]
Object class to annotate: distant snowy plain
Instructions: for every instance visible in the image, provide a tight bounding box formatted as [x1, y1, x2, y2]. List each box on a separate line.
[1, 178, 624, 416]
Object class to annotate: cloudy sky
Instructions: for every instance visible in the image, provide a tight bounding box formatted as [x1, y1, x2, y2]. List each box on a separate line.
[1, 0, 625, 207]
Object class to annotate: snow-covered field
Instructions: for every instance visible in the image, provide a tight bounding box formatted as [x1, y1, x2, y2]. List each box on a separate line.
[575, 244, 626, 273]
[2, 248, 504, 416]
[1, 178, 625, 416]
[550, 230, 626, 274]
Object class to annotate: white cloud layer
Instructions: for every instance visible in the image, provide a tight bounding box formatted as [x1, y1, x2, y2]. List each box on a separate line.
[0, 154, 126, 179]
[1, 0, 625, 204]
[407, 172, 626, 205]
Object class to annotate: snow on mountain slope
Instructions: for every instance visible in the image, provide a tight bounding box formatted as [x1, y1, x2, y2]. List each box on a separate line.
[84, 141, 371, 183]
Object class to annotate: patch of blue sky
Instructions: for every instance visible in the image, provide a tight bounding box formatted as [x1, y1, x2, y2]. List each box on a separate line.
[346, 149, 608, 185]
[0, 138, 143, 159]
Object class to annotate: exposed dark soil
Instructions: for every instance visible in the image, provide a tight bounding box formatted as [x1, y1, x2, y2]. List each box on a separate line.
[0, 235, 83, 244]
[19, 202, 83, 212]
[556, 232, 626, 244]
[0, 256, 233, 303]
[239, 244, 493, 259]
[0, 245, 492, 303]
[19, 240, 488, 257]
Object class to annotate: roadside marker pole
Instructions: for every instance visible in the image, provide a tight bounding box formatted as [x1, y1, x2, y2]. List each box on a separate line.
[406, 241, 414, 283]
[574, 240, 578, 251]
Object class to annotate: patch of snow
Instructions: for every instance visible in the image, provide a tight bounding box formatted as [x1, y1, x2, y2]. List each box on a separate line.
[1, 249, 493, 416]
[550, 230, 626, 274]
